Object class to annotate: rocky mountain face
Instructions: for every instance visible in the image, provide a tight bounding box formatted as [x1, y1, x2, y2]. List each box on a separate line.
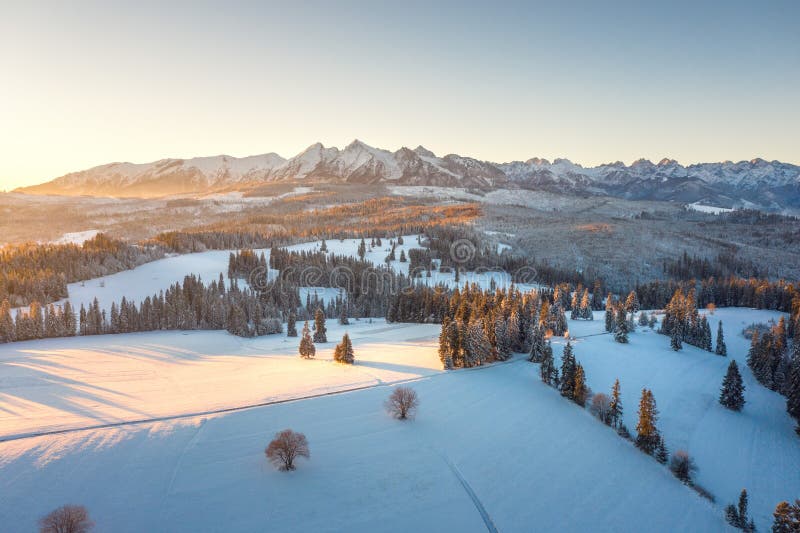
[17, 141, 800, 210]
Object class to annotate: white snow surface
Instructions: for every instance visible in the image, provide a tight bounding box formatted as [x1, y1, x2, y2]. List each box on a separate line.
[686, 202, 735, 214]
[561, 308, 799, 530]
[0, 320, 730, 532]
[49, 230, 101, 245]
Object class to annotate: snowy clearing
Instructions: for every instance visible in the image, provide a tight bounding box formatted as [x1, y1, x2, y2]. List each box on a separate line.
[0, 320, 440, 440]
[562, 308, 799, 530]
[0, 327, 727, 532]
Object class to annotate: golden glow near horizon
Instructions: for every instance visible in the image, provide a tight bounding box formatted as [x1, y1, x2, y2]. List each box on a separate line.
[1, 2, 798, 190]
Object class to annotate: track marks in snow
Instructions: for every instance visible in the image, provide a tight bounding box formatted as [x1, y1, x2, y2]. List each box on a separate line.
[436, 450, 498, 533]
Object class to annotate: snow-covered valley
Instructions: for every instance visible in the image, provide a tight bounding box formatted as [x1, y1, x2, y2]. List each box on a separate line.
[1, 306, 798, 531]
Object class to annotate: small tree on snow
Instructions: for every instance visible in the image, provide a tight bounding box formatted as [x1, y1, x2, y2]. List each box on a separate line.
[299, 321, 315, 359]
[313, 308, 327, 343]
[385, 386, 419, 420]
[725, 489, 755, 532]
[590, 393, 612, 424]
[669, 450, 697, 484]
[265, 429, 310, 471]
[333, 333, 355, 364]
[720, 360, 745, 411]
[39, 505, 94, 533]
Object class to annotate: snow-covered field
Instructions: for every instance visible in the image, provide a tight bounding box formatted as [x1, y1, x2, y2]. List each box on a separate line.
[1, 307, 797, 531]
[1, 324, 727, 532]
[0, 320, 440, 440]
[686, 202, 735, 215]
[563, 308, 799, 530]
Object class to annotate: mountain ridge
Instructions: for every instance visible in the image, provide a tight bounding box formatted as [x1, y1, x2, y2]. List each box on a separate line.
[16, 141, 800, 209]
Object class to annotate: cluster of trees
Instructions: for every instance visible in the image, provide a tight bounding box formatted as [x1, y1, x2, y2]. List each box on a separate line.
[1, 274, 288, 343]
[603, 291, 646, 343]
[746, 318, 800, 433]
[635, 276, 799, 318]
[658, 288, 721, 353]
[0, 233, 164, 307]
[1, 299, 77, 342]
[431, 284, 566, 369]
[663, 250, 762, 281]
[725, 489, 756, 532]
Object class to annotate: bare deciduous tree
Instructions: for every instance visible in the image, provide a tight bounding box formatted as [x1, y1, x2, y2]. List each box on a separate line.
[669, 449, 698, 484]
[39, 505, 94, 533]
[590, 393, 612, 425]
[385, 386, 419, 420]
[265, 429, 310, 471]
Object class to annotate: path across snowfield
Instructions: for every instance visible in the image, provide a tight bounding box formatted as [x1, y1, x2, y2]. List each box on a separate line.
[0, 336, 727, 532]
[562, 308, 800, 530]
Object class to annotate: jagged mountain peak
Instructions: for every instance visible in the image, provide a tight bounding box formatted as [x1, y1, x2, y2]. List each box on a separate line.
[14, 142, 800, 210]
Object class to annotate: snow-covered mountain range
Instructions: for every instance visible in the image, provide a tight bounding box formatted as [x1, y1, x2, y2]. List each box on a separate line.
[17, 140, 800, 209]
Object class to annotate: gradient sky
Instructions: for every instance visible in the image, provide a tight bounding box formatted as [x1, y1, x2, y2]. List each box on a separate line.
[1, 0, 798, 190]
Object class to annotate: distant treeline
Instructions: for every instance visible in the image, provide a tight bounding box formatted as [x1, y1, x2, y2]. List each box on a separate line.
[0, 234, 164, 307]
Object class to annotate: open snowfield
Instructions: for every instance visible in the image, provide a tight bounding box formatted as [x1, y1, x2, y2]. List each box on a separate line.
[562, 308, 800, 530]
[0, 326, 728, 532]
[0, 320, 440, 440]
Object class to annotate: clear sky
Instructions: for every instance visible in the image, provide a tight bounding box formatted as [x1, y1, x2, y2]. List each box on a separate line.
[1, 0, 798, 190]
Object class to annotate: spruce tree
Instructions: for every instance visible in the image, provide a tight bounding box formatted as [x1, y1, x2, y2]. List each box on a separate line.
[655, 436, 668, 464]
[357, 238, 366, 260]
[299, 321, 315, 358]
[786, 340, 800, 424]
[333, 333, 355, 364]
[313, 307, 327, 343]
[609, 378, 623, 429]
[670, 328, 682, 351]
[573, 364, 588, 407]
[772, 500, 800, 532]
[339, 305, 349, 326]
[540, 341, 556, 386]
[635, 388, 661, 456]
[614, 308, 629, 343]
[0, 300, 14, 343]
[559, 341, 577, 399]
[287, 313, 298, 337]
[715, 320, 727, 356]
[720, 360, 746, 411]
[724, 489, 755, 532]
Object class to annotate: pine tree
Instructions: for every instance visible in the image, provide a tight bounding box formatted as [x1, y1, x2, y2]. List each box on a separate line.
[609, 378, 623, 429]
[771, 500, 800, 532]
[299, 321, 315, 358]
[438, 318, 454, 369]
[573, 364, 588, 407]
[399, 249, 407, 262]
[287, 313, 298, 337]
[624, 291, 640, 313]
[635, 388, 661, 456]
[357, 238, 366, 260]
[528, 325, 545, 363]
[670, 328, 682, 351]
[655, 436, 668, 464]
[339, 305, 349, 326]
[494, 317, 511, 361]
[0, 300, 14, 343]
[466, 320, 492, 366]
[580, 289, 593, 320]
[540, 341, 556, 386]
[605, 295, 615, 332]
[560, 341, 577, 399]
[313, 308, 327, 343]
[720, 360, 746, 411]
[786, 340, 800, 424]
[725, 489, 756, 532]
[614, 308, 629, 343]
[333, 333, 355, 364]
[716, 320, 727, 356]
